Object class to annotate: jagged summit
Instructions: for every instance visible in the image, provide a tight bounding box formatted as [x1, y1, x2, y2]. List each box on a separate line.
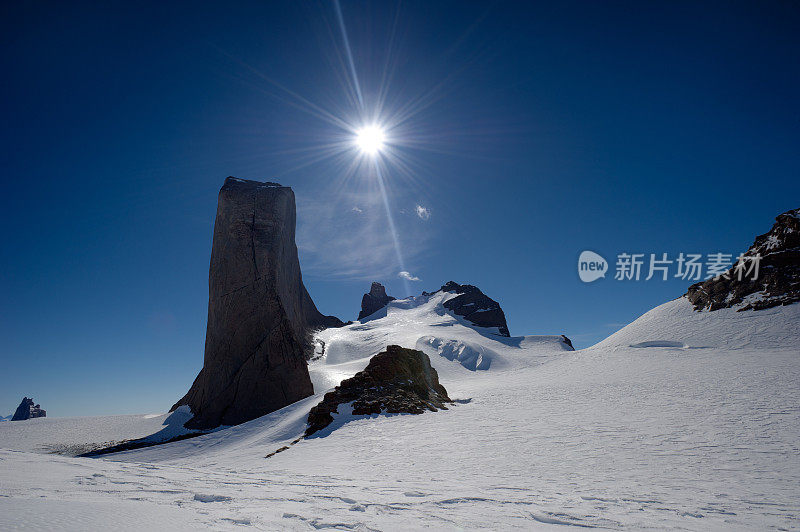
[358, 282, 396, 320]
[11, 397, 46, 421]
[434, 281, 510, 337]
[686, 207, 800, 311]
[172, 177, 342, 429]
[356, 280, 511, 337]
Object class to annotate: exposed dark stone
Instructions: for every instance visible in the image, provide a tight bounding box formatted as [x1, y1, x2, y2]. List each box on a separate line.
[686, 207, 800, 311]
[305, 345, 451, 437]
[171, 177, 343, 430]
[436, 281, 510, 336]
[11, 397, 46, 421]
[561, 335, 574, 349]
[80, 432, 210, 457]
[357, 282, 396, 320]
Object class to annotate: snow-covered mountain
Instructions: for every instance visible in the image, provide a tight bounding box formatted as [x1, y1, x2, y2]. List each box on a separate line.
[1, 283, 798, 530]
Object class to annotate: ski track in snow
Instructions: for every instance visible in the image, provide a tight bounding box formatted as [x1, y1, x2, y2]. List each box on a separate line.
[1, 294, 799, 530]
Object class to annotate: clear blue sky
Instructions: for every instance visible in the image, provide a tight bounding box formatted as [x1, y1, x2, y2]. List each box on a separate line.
[2, 1, 799, 417]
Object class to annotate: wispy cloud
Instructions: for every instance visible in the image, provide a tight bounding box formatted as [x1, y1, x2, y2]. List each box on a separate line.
[398, 271, 421, 281]
[415, 205, 431, 220]
[296, 188, 429, 281]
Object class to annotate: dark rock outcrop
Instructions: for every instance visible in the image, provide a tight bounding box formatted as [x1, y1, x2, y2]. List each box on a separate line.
[686, 207, 800, 311]
[172, 177, 343, 430]
[305, 345, 451, 437]
[436, 281, 510, 336]
[11, 397, 46, 421]
[357, 282, 396, 320]
[560, 335, 574, 349]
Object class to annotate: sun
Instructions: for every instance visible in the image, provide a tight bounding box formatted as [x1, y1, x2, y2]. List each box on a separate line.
[355, 125, 386, 155]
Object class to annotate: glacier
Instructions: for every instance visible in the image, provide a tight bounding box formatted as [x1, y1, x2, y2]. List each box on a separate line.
[1, 291, 798, 530]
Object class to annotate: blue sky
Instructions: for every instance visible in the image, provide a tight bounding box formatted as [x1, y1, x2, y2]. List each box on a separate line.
[2, 1, 799, 417]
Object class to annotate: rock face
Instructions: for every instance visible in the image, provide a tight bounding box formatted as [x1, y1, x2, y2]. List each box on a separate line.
[436, 281, 510, 336]
[305, 345, 451, 437]
[11, 397, 46, 421]
[358, 282, 396, 320]
[686, 207, 800, 311]
[172, 177, 343, 429]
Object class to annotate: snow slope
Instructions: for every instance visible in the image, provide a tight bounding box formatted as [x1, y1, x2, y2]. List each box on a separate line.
[592, 295, 800, 351]
[1, 293, 798, 530]
[0, 407, 197, 456]
[72, 292, 573, 466]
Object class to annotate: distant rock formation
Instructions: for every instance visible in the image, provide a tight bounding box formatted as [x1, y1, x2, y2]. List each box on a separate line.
[11, 397, 46, 421]
[686, 207, 800, 311]
[305, 345, 451, 437]
[358, 282, 396, 320]
[435, 281, 510, 336]
[172, 177, 343, 430]
[560, 335, 574, 349]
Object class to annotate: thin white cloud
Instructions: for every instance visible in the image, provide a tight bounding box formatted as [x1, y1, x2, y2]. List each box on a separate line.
[398, 271, 421, 282]
[296, 189, 429, 281]
[351, 206, 363, 213]
[415, 205, 431, 220]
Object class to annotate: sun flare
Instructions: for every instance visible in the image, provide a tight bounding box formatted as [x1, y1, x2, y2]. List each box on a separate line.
[355, 125, 386, 155]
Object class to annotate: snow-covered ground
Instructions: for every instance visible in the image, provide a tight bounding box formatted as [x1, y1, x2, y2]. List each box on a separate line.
[0, 407, 196, 457]
[1, 292, 798, 530]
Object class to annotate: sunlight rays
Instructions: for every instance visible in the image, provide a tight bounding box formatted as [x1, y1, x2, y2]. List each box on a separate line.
[205, 2, 497, 285]
[333, 0, 365, 111]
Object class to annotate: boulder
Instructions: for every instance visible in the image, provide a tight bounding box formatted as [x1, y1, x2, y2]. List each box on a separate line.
[686, 207, 800, 311]
[171, 177, 343, 429]
[306, 345, 451, 437]
[11, 397, 46, 421]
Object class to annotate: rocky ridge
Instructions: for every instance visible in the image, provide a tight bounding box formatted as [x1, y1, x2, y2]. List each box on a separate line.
[11, 397, 46, 421]
[434, 281, 511, 336]
[686, 207, 800, 311]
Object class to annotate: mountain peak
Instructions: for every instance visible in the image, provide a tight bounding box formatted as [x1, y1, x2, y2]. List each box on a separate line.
[369, 281, 390, 298]
[686, 206, 800, 311]
[11, 397, 46, 421]
[171, 176, 341, 429]
[358, 282, 396, 320]
[435, 281, 510, 337]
